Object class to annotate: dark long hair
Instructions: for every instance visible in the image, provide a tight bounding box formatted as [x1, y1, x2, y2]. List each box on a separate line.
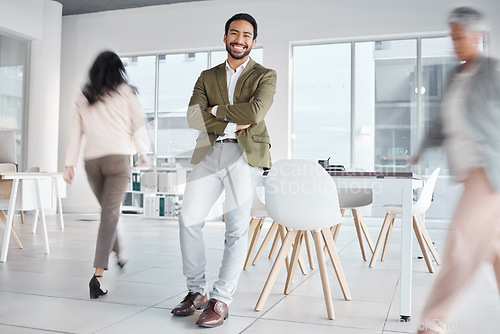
[82, 51, 128, 105]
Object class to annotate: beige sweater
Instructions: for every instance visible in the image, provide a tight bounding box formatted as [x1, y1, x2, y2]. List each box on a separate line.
[65, 84, 150, 167]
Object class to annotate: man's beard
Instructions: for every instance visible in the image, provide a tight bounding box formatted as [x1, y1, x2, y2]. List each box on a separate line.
[226, 43, 252, 60]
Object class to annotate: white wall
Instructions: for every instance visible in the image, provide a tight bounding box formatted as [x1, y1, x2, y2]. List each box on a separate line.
[0, 0, 44, 40]
[27, 1, 62, 173]
[59, 0, 500, 212]
[0, 0, 62, 173]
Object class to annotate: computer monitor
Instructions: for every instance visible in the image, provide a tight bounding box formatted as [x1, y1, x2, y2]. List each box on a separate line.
[0, 131, 17, 164]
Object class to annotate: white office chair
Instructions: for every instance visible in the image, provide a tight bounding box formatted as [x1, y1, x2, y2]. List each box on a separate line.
[338, 188, 375, 261]
[245, 192, 309, 273]
[254, 160, 351, 320]
[369, 168, 442, 273]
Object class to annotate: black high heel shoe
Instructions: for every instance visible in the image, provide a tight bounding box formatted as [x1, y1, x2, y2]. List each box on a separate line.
[89, 274, 108, 299]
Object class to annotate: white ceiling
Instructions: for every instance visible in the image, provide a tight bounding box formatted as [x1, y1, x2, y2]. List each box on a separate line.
[53, 0, 208, 16]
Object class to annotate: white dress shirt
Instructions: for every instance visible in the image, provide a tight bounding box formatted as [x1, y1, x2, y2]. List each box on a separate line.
[211, 58, 250, 140]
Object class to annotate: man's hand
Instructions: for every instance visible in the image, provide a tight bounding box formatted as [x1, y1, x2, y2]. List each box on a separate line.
[63, 166, 74, 184]
[236, 124, 250, 131]
[205, 107, 213, 114]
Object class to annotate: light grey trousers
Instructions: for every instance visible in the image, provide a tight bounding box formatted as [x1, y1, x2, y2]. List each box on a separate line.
[179, 142, 262, 305]
[85, 155, 131, 269]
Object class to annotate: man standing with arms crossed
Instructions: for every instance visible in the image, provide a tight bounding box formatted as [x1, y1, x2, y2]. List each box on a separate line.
[171, 13, 277, 328]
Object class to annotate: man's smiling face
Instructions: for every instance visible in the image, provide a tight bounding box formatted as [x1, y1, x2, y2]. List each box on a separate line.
[224, 20, 256, 60]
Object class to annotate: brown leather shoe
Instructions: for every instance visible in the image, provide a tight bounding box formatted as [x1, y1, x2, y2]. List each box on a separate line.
[196, 299, 229, 328]
[171, 292, 208, 316]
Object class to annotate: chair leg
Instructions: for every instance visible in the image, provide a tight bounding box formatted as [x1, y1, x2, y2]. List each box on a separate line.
[322, 227, 351, 300]
[0, 210, 23, 249]
[285, 231, 304, 294]
[369, 212, 395, 268]
[312, 230, 335, 320]
[381, 217, 395, 262]
[253, 221, 278, 265]
[278, 225, 291, 272]
[282, 227, 308, 274]
[255, 230, 298, 312]
[415, 214, 442, 265]
[245, 218, 264, 270]
[354, 209, 375, 253]
[32, 209, 40, 234]
[248, 218, 259, 241]
[297, 248, 308, 275]
[324, 209, 345, 254]
[303, 230, 315, 269]
[413, 216, 434, 273]
[269, 225, 281, 258]
[352, 209, 368, 261]
[331, 224, 341, 242]
[20, 211, 24, 224]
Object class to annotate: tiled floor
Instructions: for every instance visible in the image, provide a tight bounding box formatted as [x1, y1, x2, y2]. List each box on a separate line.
[0, 213, 499, 333]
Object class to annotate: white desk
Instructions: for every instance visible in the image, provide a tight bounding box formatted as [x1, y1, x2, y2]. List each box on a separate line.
[0, 172, 64, 262]
[330, 171, 423, 321]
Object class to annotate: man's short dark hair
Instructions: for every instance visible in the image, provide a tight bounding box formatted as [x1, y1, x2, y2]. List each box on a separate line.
[225, 13, 258, 40]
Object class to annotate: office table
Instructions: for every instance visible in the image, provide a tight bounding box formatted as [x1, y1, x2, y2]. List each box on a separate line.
[0, 172, 64, 262]
[329, 171, 423, 321]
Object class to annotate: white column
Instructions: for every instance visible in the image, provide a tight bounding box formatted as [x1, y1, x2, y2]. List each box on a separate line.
[27, 0, 62, 172]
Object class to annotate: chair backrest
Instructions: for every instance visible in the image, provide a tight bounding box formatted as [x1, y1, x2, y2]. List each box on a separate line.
[338, 188, 373, 209]
[265, 159, 343, 231]
[26, 166, 40, 172]
[0, 131, 16, 164]
[0, 163, 16, 172]
[413, 168, 441, 215]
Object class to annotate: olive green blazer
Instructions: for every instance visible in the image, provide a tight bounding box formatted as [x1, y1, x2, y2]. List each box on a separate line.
[187, 58, 277, 168]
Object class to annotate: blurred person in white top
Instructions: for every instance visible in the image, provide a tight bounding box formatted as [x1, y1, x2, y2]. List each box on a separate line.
[414, 7, 500, 334]
[63, 51, 149, 299]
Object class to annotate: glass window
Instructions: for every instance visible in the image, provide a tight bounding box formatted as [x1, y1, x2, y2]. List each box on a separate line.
[370, 39, 417, 172]
[292, 43, 352, 166]
[420, 37, 459, 176]
[420, 37, 461, 218]
[121, 55, 156, 164]
[0, 34, 29, 168]
[157, 52, 208, 166]
[292, 36, 466, 218]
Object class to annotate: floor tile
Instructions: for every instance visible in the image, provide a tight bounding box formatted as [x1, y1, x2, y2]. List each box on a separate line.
[262, 294, 389, 330]
[242, 318, 383, 334]
[0, 298, 145, 334]
[0, 324, 65, 333]
[96, 307, 254, 334]
[0, 214, 497, 333]
[0, 291, 53, 316]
